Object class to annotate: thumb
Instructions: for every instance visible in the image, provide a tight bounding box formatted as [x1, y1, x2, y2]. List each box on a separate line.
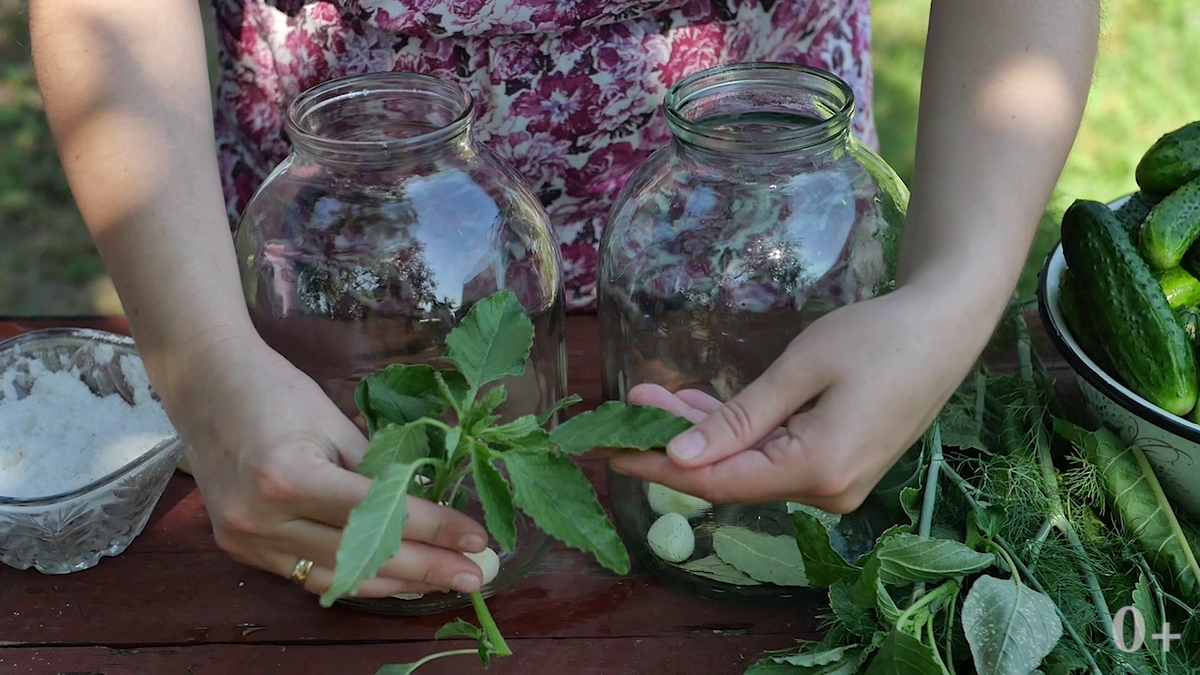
[666, 356, 830, 467]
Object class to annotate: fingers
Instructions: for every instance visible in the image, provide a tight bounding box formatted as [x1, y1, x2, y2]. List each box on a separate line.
[264, 550, 444, 599]
[663, 351, 833, 467]
[627, 384, 710, 424]
[275, 518, 486, 594]
[283, 459, 488, 552]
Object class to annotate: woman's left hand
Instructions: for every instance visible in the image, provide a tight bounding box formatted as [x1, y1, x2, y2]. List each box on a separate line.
[608, 282, 997, 514]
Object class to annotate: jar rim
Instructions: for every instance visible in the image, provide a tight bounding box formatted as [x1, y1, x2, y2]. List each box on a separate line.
[663, 62, 855, 153]
[285, 72, 475, 156]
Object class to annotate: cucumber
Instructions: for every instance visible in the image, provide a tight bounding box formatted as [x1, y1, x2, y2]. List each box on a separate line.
[1114, 190, 1161, 237]
[1061, 199, 1198, 415]
[1177, 307, 1200, 346]
[1155, 267, 1200, 309]
[1059, 268, 1111, 371]
[1136, 120, 1200, 195]
[1138, 177, 1200, 269]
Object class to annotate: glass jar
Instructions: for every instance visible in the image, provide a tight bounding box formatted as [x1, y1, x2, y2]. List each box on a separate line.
[599, 63, 909, 603]
[233, 72, 562, 613]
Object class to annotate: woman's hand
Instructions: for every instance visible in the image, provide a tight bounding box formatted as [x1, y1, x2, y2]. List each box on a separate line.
[175, 334, 489, 598]
[609, 281, 992, 514]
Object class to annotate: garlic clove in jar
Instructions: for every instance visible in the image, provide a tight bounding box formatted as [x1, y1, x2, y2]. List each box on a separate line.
[647, 513, 695, 563]
[465, 546, 500, 587]
[647, 482, 711, 519]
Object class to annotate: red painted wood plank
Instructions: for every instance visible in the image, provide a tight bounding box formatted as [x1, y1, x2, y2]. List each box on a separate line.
[0, 634, 815, 675]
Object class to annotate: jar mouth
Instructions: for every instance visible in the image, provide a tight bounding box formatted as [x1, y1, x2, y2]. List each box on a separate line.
[285, 72, 474, 157]
[663, 63, 854, 154]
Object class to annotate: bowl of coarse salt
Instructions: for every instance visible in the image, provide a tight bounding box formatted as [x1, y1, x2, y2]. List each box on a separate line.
[0, 328, 183, 574]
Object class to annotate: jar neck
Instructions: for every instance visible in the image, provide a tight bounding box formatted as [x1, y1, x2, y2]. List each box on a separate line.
[285, 72, 476, 169]
[664, 63, 854, 169]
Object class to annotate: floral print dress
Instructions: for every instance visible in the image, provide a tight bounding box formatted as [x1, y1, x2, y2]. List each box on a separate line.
[212, 0, 877, 311]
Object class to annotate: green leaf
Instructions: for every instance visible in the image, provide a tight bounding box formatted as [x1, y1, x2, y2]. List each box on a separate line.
[711, 526, 808, 586]
[321, 460, 428, 607]
[939, 396, 988, 453]
[357, 364, 466, 430]
[434, 370, 465, 415]
[900, 487, 921, 526]
[961, 574, 1063, 675]
[471, 443, 517, 553]
[442, 290, 534, 393]
[864, 630, 948, 675]
[850, 525, 909, 609]
[548, 401, 693, 455]
[1132, 574, 1166, 670]
[538, 394, 583, 427]
[479, 414, 542, 446]
[875, 577, 902, 624]
[462, 384, 507, 431]
[359, 422, 431, 480]
[876, 534, 995, 585]
[791, 510, 861, 588]
[830, 580, 880, 638]
[435, 619, 481, 640]
[1053, 419, 1200, 602]
[678, 555, 762, 586]
[501, 448, 630, 574]
[747, 643, 872, 674]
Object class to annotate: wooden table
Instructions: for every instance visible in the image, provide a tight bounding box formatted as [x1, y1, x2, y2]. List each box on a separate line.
[0, 314, 1074, 674]
[0, 316, 832, 675]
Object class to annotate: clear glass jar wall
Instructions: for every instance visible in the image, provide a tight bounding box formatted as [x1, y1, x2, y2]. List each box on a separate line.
[598, 63, 910, 603]
[233, 73, 563, 613]
[235, 72, 566, 430]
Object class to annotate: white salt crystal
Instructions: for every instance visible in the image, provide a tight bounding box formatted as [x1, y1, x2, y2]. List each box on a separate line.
[0, 349, 174, 499]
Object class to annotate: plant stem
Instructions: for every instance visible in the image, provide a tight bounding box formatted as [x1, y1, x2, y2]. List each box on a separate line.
[993, 533, 1104, 675]
[1135, 556, 1171, 673]
[943, 593, 957, 675]
[397, 649, 480, 672]
[1055, 514, 1114, 637]
[919, 422, 943, 540]
[896, 580, 957, 635]
[926, 618, 952, 675]
[913, 422, 943, 602]
[941, 463, 1104, 675]
[1014, 305, 1117, 643]
[471, 592, 511, 657]
[973, 368, 987, 438]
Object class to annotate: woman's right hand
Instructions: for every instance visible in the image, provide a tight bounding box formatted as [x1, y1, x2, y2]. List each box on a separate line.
[168, 332, 490, 599]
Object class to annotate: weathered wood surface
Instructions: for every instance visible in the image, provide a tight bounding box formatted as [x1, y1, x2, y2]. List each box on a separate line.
[0, 312, 1075, 674]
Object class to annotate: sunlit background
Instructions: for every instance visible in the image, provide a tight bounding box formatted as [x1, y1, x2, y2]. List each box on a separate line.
[1, 0, 1196, 315]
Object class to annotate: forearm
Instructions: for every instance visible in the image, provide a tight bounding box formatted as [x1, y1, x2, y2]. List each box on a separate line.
[30, 0, 255, 402]
[900, 0, 1100, 319]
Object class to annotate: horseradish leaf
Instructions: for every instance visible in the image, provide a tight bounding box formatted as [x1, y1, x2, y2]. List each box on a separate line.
[549, 401, 692, 455]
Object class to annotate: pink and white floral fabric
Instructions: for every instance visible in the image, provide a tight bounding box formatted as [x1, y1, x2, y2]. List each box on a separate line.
[211, 0, 877, 311]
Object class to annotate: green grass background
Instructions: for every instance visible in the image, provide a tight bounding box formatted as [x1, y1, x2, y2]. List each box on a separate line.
[0, 0, 1197, 314]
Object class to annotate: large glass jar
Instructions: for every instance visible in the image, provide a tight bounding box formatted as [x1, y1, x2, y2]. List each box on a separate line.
[233, 72, 563, 613]
[599, 63, 910, 603]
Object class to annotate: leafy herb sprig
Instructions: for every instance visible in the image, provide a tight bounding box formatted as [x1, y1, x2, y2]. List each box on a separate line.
[320, 290, 692, 673]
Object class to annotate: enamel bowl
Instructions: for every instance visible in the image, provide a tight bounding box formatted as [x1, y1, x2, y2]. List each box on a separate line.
[1037, 195, 1200, 518]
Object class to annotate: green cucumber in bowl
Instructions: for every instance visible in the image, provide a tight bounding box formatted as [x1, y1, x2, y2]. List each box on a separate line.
[1139, 176, 1200, 270]
[1155, 267, 1200, 309]
[1059, 268, 1112, 372]
[1177, 306, 1200, 346]
[1061, 199, 1198, 416]
[1136, 120, 1200, 195]
[1114, 190, 1162, 237]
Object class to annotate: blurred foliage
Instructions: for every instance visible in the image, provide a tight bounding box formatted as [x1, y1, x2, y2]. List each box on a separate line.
[1, 0, 1198, 313]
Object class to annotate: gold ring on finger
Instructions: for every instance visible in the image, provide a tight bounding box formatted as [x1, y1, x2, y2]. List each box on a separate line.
[290, 557, 314, 585]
